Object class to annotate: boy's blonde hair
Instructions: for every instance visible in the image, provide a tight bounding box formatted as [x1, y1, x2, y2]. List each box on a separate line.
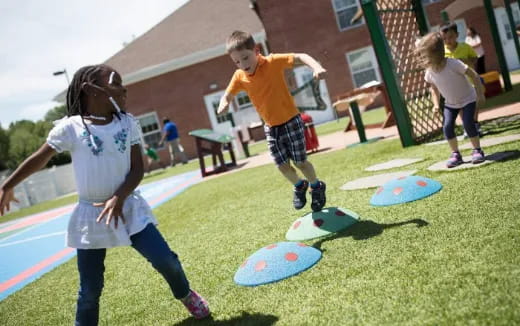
[226, 30, 256, 53]
[415, 32, 446, 71]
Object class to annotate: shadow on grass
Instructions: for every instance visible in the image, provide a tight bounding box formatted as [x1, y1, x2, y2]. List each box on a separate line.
[312, 218, 428, 250]
[482, 115, 520, 136]
[486, 150, 520, 162]
[174, 312, 278, 326]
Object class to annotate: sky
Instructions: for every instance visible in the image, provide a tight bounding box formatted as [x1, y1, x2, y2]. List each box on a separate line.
[0, 0, 190, 128]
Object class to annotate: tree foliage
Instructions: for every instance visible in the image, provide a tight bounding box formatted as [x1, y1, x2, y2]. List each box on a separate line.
[2, 105, 71, 171]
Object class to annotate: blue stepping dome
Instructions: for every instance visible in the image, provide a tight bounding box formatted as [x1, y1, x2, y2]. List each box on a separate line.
[370, 175, 442, 206]
[234, 242, 321, 286]
[286, 207, 359, 241]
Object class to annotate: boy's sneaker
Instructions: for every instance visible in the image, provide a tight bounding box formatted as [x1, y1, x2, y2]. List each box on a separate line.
[471, 148, 485, 164]
[310, 181, 326, 212]
[293, 180, 309, 210]
[181, 290, 210, 319]
[446, 152, 463, 168]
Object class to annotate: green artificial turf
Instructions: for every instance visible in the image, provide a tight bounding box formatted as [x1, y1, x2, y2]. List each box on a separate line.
[1, 115, 519, 325]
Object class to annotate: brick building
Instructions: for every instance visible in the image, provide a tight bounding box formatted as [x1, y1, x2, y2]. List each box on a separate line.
[100, 0, 519, 166]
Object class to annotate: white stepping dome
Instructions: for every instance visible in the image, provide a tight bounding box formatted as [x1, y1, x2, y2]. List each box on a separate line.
[365, 158, 423, 171]
[341, 170, 417, 190]
[459, 134, 520, 150]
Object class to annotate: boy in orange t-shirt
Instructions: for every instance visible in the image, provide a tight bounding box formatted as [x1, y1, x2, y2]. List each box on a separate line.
[217, 31, 327, 212]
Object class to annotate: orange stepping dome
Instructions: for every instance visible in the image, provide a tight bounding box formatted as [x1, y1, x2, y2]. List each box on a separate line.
[286, 207, 359, 241]
[234, 242, 321, 286]
[370, 175, 442, 206]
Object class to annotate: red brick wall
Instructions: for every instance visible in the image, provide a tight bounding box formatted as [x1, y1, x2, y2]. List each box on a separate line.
[255, 0, 503, 102]
[125, 54, 237, 163]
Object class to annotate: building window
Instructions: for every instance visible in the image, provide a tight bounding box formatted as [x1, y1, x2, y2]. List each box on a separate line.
[346, 47, 381, 88]
[234, 91, 253, 110]
[332, 0, 363, 31]
[422, 0, 441, 4]
[136, 112, 163, 149]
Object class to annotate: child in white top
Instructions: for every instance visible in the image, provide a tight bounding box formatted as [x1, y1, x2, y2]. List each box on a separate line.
[0, 65, 209, 323]
[415, 33, 486, 168]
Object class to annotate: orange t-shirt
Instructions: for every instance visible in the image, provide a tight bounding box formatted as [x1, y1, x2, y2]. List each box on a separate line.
[225, 53, 299, 126]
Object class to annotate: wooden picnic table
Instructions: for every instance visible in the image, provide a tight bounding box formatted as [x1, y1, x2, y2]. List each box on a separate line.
[188, 129, 237, 177]
[334, 83, 395, 132]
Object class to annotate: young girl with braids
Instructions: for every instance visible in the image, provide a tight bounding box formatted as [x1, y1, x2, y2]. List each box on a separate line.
[0, 65, 210, 324]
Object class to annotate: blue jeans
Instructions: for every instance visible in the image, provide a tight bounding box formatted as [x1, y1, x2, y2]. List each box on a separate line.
[443, 102, 478, 140]
[74, 224, 190, 326]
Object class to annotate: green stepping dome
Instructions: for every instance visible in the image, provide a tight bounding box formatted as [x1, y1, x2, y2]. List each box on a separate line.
[234, 242, 322, 286]
[286, 207, 360, 241]
[370, 175, 442, 206]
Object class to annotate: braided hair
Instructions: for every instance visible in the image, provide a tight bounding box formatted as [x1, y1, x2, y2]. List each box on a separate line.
[66, 64, 126, 148]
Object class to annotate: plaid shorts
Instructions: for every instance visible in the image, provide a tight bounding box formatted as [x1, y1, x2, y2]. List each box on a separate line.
[264, 114, 307, 166]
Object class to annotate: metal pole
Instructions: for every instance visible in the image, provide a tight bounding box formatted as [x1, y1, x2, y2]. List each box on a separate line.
[483, 0, 513, 91]
[361, 0, 416, 147]
[412, 0, 430, 35]
[349, 101, 367, 143]
[504, 0, 520, 66]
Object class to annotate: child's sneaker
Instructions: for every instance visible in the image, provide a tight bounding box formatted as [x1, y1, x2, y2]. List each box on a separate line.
[446, 151, 463, 168]
[181, 290, 210, 319]
[293, 180, 309, 210]
[310, 181, 326, 212]
[471, 148, 485, 164]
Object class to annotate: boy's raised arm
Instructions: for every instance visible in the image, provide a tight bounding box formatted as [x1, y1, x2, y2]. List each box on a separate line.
[294, 53, 327, 80]
[217, 92, 234, 115]
[0, 143, 56, 215]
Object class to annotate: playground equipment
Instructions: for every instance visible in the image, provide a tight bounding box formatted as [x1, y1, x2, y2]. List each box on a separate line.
[361, 0, 520, 146]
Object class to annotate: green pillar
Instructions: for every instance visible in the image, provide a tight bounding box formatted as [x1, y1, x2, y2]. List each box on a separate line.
[505, 0, 520, 66]
[483, 0, 513, 91]
[361, 0, 416, 147]
[440, 10, 450, 24]
[349, 101, 367, 143]
[412, 0, 430, 35]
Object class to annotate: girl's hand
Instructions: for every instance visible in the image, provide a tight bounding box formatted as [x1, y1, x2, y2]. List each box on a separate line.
[0, 187, 19, 216]
[94, 195, 126, 229]
[313, 67, 327, 80]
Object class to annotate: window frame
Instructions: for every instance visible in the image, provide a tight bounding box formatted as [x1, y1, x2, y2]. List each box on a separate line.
[346, 46, 381, 89]
[331, 0, 364, 32]
[135, 111, 164, 150]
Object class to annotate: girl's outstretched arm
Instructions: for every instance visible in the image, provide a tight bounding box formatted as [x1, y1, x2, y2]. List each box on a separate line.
[95, 144, 144, 228]
[0, 143, 56, 216]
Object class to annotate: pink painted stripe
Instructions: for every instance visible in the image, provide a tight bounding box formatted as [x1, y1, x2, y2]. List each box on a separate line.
[0, 247, 75, 293]
[148, 174, 201, 207]
[0, 205, 75, 234]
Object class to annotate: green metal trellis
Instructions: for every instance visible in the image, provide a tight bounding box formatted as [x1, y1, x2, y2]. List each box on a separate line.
[361, 0, 442, 147]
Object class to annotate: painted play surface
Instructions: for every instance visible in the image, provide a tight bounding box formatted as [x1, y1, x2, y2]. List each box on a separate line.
[234, 242, 322, 286]
[286, 207, 360, 241]
[370, 175, 442, 206]
[365, 158, 423, 171]
[340, 170, 417, 190]
[0, 170, 202, 301]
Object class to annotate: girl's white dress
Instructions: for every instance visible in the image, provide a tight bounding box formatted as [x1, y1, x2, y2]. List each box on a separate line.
[47, 114, 157, 249]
